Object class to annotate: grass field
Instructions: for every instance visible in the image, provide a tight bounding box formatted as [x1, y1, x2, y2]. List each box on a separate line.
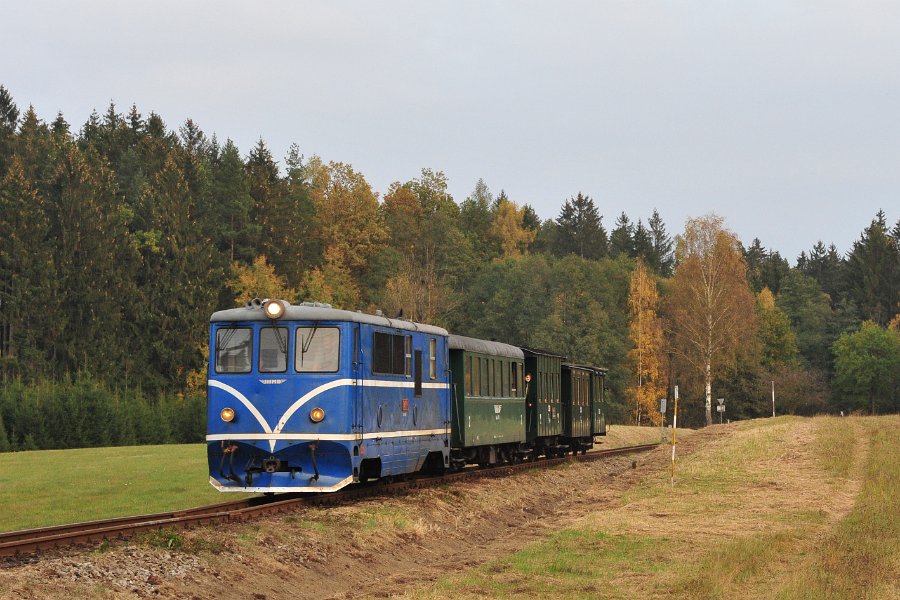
[0, 444, 225, 532]
[408, 415, 899, 599]
[0, 425, 663, 533]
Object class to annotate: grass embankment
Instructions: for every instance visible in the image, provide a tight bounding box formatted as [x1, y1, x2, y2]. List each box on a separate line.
[0, 444, 223, 532]
[600, 423, 670, 449]
[410, 415, 899, 599]
[0, 425, 662, 533]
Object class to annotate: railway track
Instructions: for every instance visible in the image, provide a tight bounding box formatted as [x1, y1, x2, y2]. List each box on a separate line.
[0, 442, 657, 559]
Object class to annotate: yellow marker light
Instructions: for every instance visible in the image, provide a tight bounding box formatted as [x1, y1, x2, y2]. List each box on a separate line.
[264, 299, 285, 320]
[309, 407, 326, 423]
[220, 407, 236, 422]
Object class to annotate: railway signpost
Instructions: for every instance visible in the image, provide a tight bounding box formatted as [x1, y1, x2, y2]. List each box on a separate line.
[671, 385, 678, 487]
[659, 398, 667, 442]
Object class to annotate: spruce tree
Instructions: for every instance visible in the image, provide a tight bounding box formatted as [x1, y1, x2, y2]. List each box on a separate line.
[0, 85, 20, 175]
[554, 192, 607, 259]
[610, 211, 634, 258]
[633, 219, 653, 261]
[648, 209, 674, 276]
[845, 211, 899, 324]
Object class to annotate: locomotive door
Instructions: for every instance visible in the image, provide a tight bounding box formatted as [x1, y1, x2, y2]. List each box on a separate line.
[352, 324, 364, 441]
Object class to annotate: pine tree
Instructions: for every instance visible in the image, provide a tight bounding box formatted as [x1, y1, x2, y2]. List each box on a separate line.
[777, 270, 836, 374]
[797, 241, 845, 305]
[134, 152, 222, 389]
[744, 238, 768, 292]
[0, 158, 58, 380]
[459, 178, 494, 260]
[633, 219, 653, 262]
[647, 209, 674, 276]
[209, 140, 257, 264]
[844, 211, 899, 325]
[45, 143, 138, 380]
[609, 212, 634, 258]
[0, 85, 19, 175]
[554, 192, 608, 259]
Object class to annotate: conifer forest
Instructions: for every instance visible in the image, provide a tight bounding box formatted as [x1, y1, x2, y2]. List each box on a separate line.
[0, 86, 897, 451]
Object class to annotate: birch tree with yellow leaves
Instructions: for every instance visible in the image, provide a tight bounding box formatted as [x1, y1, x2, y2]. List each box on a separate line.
[627, 258, 666, 425]
[667, 215, 757, 426]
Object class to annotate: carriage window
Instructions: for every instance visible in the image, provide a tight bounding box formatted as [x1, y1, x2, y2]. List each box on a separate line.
[259, 327, 288, 372]
[474, 357, 481, 396]
[465, 354, 472, 395]
[511, 362, 518, 395]
[215, 328, 252, 373]
[429, 338, 437, 379]
[373, 331, 410, 375]
[296, 327, 340, 372]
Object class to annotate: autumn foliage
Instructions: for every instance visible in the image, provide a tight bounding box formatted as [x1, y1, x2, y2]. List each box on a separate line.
[626, 259, 665, 425]
[666, 215, 758, 425]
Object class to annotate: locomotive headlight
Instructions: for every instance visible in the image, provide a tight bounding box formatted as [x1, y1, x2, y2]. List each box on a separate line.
[220, 407, 236, 422]
[309, 407, 326, 423]
[264, 299, 286, 320]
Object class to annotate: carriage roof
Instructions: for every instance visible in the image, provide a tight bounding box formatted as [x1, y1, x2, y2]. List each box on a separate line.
[448, 334, 524, 359]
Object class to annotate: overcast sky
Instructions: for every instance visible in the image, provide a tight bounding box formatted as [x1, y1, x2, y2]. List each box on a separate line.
[4, 1, 898, 262]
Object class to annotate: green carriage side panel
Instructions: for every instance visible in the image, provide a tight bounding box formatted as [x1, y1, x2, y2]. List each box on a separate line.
[523, 347, 565, 442]
[562, 364, 592, 438]
[449, 336, 526, 448]
[590, 367, 608, 436]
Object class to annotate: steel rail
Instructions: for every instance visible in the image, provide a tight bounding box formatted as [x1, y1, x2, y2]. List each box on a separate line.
[0, 442, 657, 559]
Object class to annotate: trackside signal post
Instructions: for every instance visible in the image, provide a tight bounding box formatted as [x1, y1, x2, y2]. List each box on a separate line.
[659, 397, 667, 442]
[670, 385, 678, 486]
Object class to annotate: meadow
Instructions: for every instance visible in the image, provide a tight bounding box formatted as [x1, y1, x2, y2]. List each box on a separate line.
[0, 424, 662, 533]
[408, 415, 899, 599]
[0, 444, 224, 532]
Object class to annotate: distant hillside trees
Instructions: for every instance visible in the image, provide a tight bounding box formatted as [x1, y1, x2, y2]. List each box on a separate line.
[0, 84, 897, 449]
[832, 321, 900, 415]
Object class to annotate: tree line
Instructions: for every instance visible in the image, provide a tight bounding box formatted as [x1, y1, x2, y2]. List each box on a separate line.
[0, 85, 897, 450]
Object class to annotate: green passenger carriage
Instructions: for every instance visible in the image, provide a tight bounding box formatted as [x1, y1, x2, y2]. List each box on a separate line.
[561, 363, 594, 453]
[448, 335, 527, 467]
[589, 367, 608, 438]
[522, 347, 570, 458]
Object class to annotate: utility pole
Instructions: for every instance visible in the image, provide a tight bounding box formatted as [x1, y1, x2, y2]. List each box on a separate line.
[772, 380, 775, 418]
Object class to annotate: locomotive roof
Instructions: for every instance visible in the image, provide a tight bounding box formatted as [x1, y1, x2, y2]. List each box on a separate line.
[210, 301, 449, 336]
[448, 334, 524, 359]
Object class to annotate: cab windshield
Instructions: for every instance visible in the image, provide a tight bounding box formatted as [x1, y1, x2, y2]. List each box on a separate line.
[296, 327, 340, 372]
[215, 328, 252, 373]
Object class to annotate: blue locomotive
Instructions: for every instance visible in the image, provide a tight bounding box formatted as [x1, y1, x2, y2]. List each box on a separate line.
[206, 299, 608, 493]
[207, 299, 450, 493]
